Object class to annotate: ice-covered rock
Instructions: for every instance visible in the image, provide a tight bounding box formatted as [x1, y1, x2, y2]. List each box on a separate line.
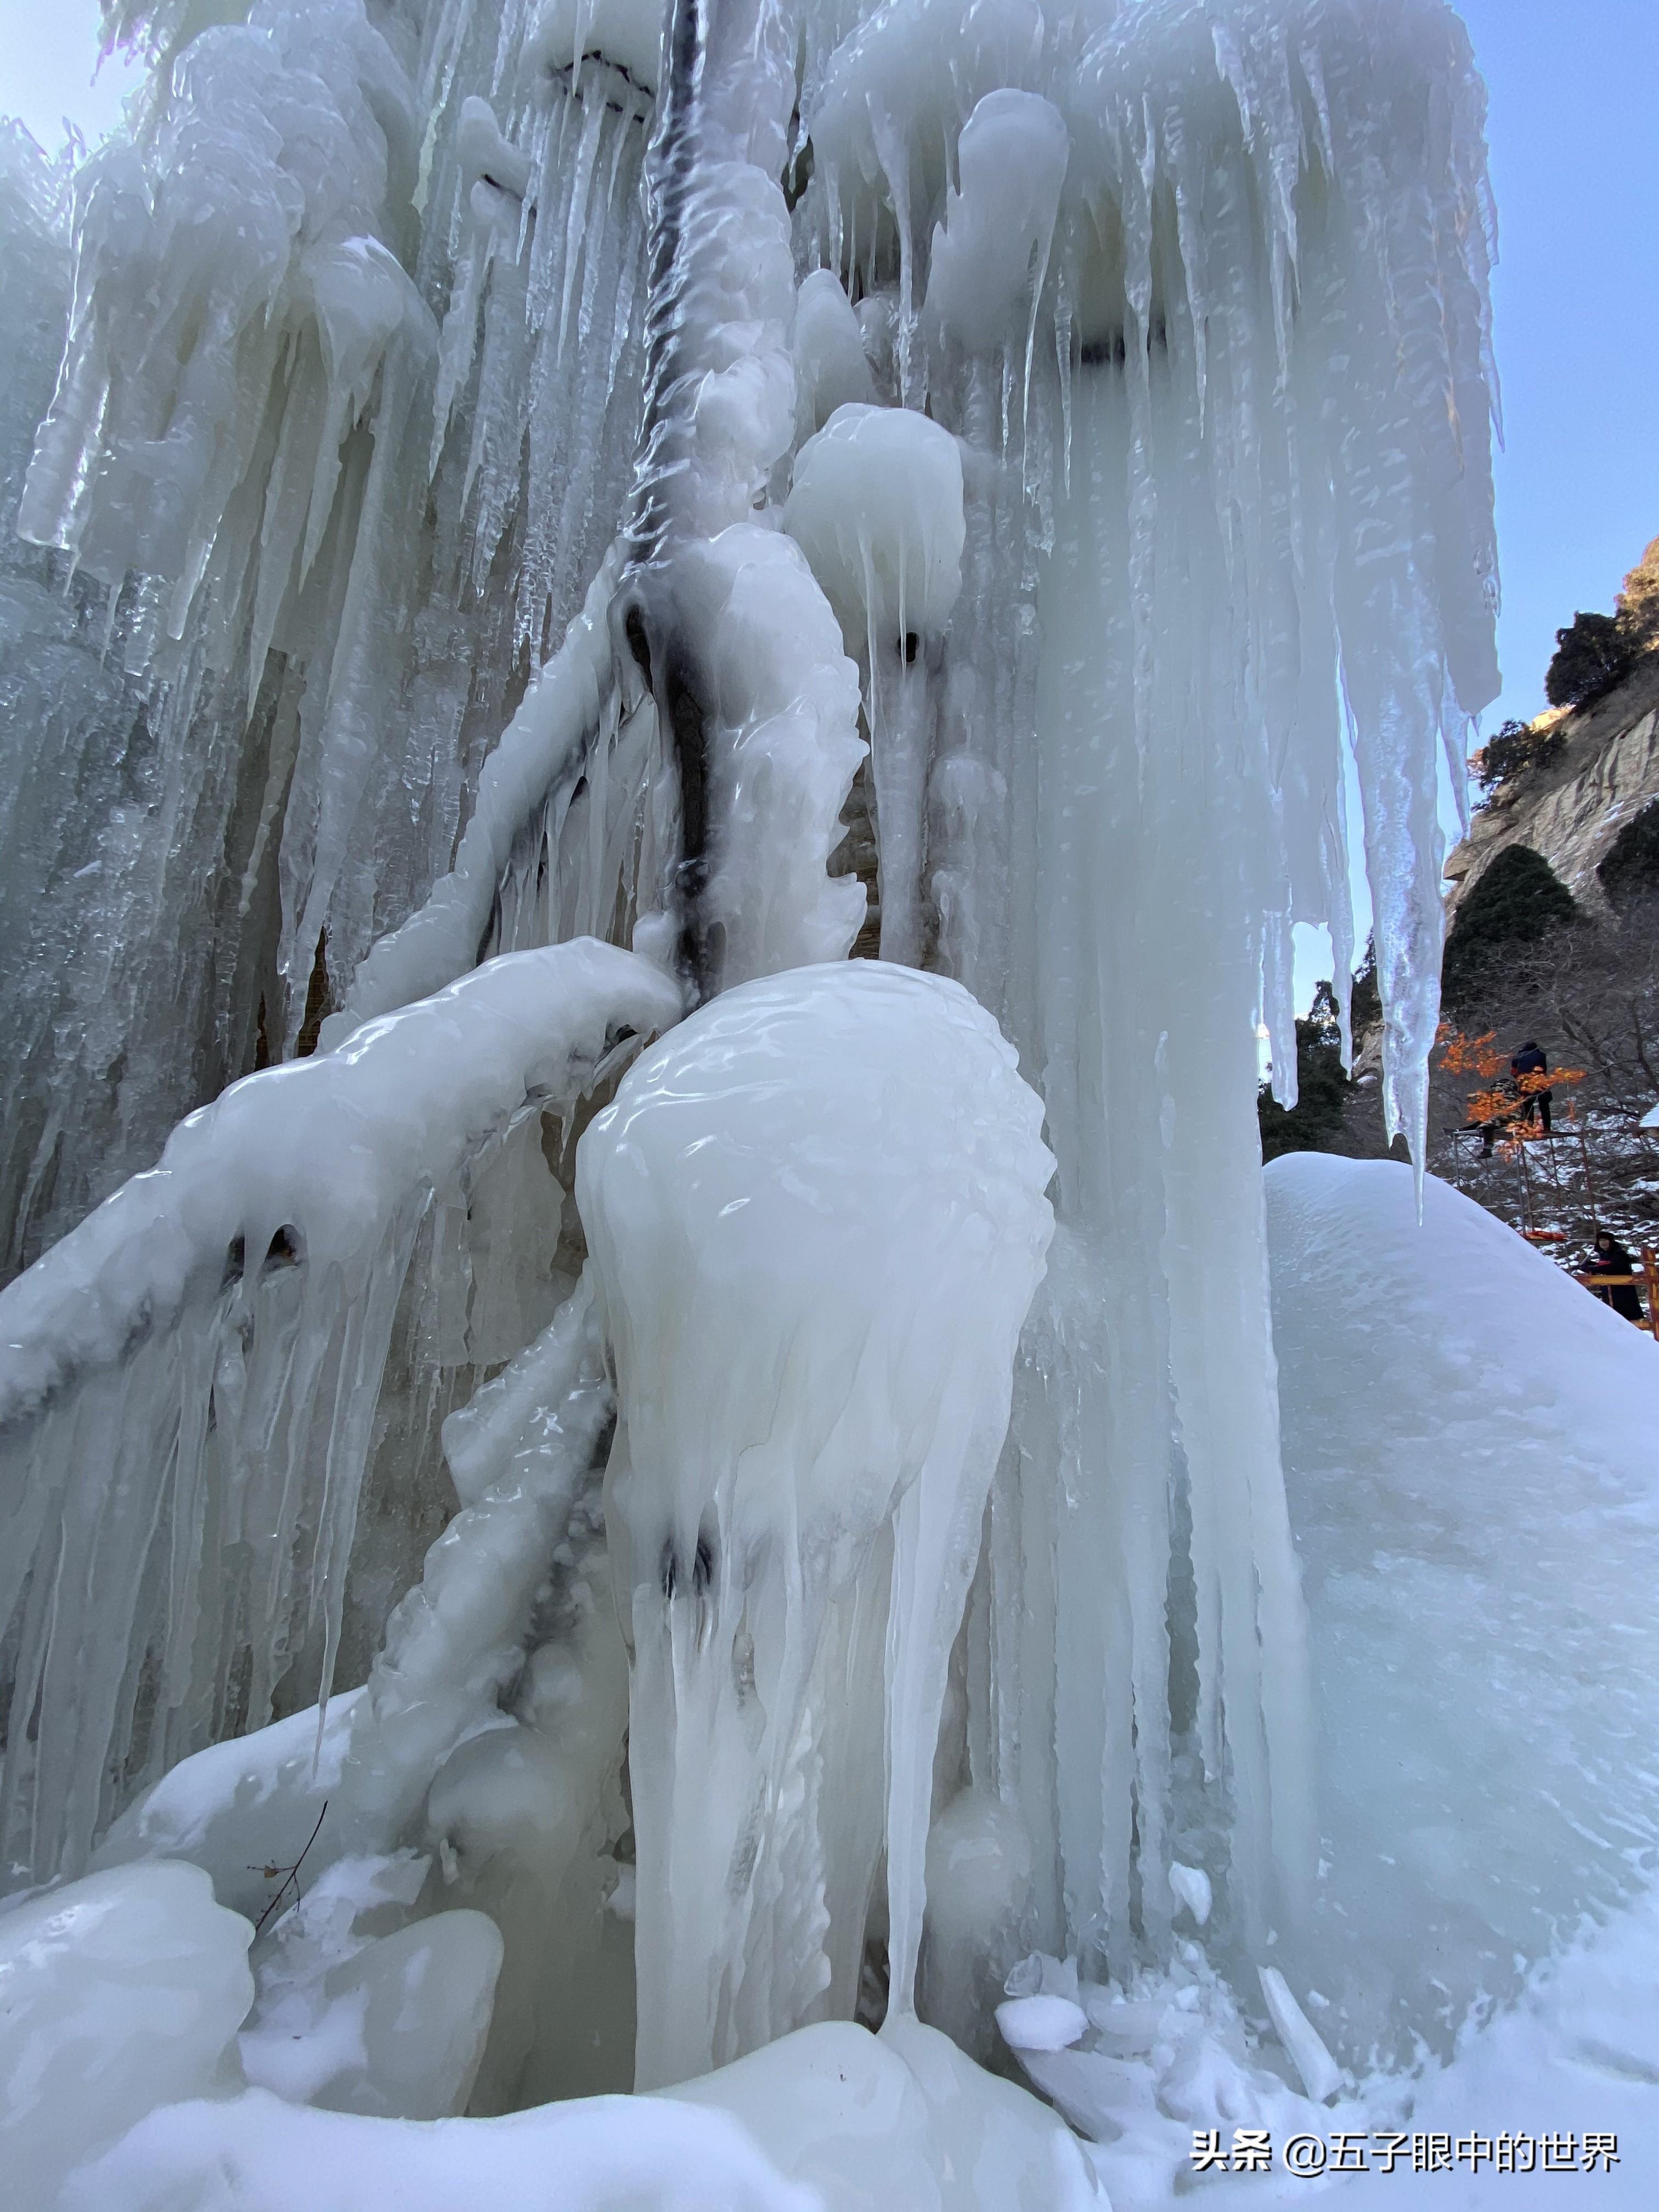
[0, 1861, 252, 2211]
[61, 2017, 1102, 2212]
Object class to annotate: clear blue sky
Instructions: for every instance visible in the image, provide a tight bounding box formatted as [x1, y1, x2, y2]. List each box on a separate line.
[3, 0, 1655, 1005]
[1457, 0, 1659, 730]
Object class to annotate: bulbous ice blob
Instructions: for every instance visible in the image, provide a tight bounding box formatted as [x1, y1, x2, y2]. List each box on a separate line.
[577, 962, 1053, 2087]
[0, 1860, 252, 2207]
[783, 404, 965, 658]
[793, 269, 877, 442]
[924, 91, 1068, 354]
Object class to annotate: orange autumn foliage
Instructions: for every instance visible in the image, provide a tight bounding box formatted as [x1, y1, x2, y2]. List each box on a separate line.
[1434, 1027, 1586, 1158]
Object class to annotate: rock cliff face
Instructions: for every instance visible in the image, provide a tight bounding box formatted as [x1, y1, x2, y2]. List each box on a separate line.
[1444, 654, 1659, 920]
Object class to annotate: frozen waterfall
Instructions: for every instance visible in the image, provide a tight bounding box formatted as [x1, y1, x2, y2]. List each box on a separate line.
[0, 0, 1542, 2201]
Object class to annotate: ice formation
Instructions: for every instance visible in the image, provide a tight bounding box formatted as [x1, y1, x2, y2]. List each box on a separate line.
[578, 962, 1053, 2084]
[0, 1860, 253, 2204]
[0, 0, 1549, 2199]
[0, 939, 679, 1887]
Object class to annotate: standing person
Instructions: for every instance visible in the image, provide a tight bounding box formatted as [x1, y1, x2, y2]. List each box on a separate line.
[1583, 1228, 1645, 1323]
[1511, 1040, 1552, 1135]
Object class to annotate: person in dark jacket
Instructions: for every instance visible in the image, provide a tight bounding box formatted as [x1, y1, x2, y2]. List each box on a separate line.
[1511, 1040, 1552, 1133]
[1584, 1229, 1645, 1323]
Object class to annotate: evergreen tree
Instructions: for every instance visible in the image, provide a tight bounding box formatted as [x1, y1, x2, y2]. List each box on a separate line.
[1259, 983, 1355, 1161]
[1545, 611, 1633, 709]
[1441, 843, 1579, 1009]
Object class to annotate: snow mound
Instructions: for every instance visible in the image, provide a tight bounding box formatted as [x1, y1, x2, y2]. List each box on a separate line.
[1267, 1155, 1659, 2064]
[61, 2019, 1101, 2212]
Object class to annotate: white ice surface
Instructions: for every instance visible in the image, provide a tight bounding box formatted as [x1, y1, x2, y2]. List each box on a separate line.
[923, 90, 1068, 356]
[523, 0, 664, 96]
[93, 1693, 360, 1925]
[783, 404, 965, 655]
[0, 940, 679, 1426]
[0, 1861, 252, 2212]
[578, 961, 1053, 2085]
[61, 2018, 1101, 2212]
[792, 269, 877, 442]
[996, 1995, 1090, 2053]
[1267, 1155, 1659, 2066]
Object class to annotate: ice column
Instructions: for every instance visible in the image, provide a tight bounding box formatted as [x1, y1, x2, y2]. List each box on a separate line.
[783, 402, 965, 967]
[797, 0, 1498, 1962]
[578, 962, 1053, 2087]
[618, 0, 867, 997]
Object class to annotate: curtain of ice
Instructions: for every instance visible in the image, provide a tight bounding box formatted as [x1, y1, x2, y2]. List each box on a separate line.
[0, 941, 680, 1889]
[0, 0, 656, 1273]
[0, 0, 1502, 2118]
[796, 0, 1499, 1969]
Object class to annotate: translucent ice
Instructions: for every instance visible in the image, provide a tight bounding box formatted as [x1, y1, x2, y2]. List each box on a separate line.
[578, 961, 1053, 2086]
[0, 941, 680, 1889]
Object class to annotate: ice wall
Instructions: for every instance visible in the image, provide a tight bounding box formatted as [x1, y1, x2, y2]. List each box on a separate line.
[1269, 1156, 1659, 2062]
[578, 962, 1053, 2086]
